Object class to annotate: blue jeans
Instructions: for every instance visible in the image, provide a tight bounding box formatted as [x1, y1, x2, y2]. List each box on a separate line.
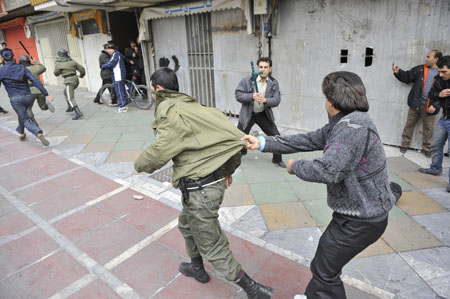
[10, 94, 42, 136]
[429, 116, 450, 182]
[113, 81, 127, 108]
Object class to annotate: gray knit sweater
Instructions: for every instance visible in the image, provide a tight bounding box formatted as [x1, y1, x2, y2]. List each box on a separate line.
[263, 111, 395, 220]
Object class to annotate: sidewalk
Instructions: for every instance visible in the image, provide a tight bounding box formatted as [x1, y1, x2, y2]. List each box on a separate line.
[1, 86, 449, 298]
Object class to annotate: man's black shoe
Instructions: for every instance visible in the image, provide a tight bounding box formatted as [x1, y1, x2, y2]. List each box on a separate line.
[273, 161, 286, 168]
[423, 151, 431, 158]
[178, 258, 210, 284]
[235, 271, 273, 299]
[418, 168, 439, 176]
[400, 147, 408, 154]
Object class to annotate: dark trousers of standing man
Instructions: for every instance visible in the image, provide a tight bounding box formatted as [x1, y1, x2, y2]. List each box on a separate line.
[305, 212, 388, 299]
[238, 112, 282, 163]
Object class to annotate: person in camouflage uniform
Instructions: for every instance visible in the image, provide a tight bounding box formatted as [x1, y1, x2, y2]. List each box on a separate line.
[54, 49, 85, 120]
[18, 55, 55, 126]
[134, 68, 273, 299]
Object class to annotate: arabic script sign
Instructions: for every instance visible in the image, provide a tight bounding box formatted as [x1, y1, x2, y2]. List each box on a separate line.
[164, 0, 213, 16]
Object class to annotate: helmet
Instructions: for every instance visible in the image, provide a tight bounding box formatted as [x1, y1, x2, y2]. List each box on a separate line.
[57, 49, 68, 57]
[19, 55, 31, 66]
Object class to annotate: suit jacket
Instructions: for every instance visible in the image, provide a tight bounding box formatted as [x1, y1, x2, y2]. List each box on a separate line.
[235, 75, 281, 129]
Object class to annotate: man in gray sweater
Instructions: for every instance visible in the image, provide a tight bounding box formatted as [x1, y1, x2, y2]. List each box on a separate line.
[243, 71, 396, 299]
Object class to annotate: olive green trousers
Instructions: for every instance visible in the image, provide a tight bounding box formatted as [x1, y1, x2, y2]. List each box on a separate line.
[178, 180, 242, 281]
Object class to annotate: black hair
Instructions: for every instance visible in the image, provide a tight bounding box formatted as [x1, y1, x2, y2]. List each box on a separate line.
[322, 71, 369, 113]
[437, 55, 450, 69]
[257, 57, 272, 67]
[432, 50, 443, 60]
[150, 67, 179, 91]
[105, 43, 118, 50]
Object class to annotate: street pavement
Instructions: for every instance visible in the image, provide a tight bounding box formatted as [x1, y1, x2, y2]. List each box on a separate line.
[0, 86, 449, 299]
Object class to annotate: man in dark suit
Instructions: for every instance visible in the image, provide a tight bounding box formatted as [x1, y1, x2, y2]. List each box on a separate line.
[235, 57, 286, 167]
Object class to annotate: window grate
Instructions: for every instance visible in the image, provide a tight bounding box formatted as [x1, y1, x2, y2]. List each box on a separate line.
[186, 13, 215, 107]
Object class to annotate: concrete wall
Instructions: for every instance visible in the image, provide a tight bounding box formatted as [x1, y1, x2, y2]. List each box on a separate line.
[4, 0, 28, 11]
[81, 34, 111, 92]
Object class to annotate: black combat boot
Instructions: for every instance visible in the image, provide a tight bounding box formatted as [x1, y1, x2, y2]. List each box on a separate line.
[72, 106, 83, 120]
[178, 256, 210, 283]
[235, 270, 273, 299]
[65, 103, 73, 112]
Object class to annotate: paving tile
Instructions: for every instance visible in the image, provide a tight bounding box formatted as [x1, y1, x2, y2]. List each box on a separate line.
[219, 206, 254, 226]
[387, 157, 420, 175]
[81, 142, 116, 153]
[422, 187, 450, 210]
[227, 234, 274, 277]
[401, 247, 450, 298]
[158, 227, 189, 259]
[260, 202, 316, 231]
[399, 171, 448, 189]
[344, 253, 437, 299]
[97, 188, 154, 217]
[388, 205, 407, 219]
[396, 190, 447, 215]
[0, 279, 21, 299]
[67, 279, 121, 299]
[302, 199, 333, 227]
[0, 195, 16, 217]
[113, 140, 145, 152]
[252, 252, 312, 299]
[0, 211, 35, 238]
[0, 170, 43, 191]
[0, 161, 32, 179]
[72, 152, 109, 166]
[231, 171, 247, 184]
[263, 227, 322, 262]
[388, 172, 416, 191]
[77, 220, 145, 265]
[53, 206, 114, 241]
[63, 135, 94, 144]
[53, 167, 105, 189]
[154, 274, 239, 299]
[90, 133, 121, 143]
[222, 184, 255, 206]
[242, 166, 286, 184]
[13, 180, 67, 205]
[289, 180, 328, 202]
[250, 182, 298, 204]
[0, 229, 59, 276]
[355, 237, 394, 258]
[73, 177, 122, 202]
[3, 142, 45, 161]
[47, 128, 74, 137]
[118, 133, 148, 142]
[30, 191, 86, 220]
[107, 150, 142, 163]
[8, 251, 88, 299]
[112, 242, 185, 297]
[122, 201, 179, 235]
[413, 212, 450, 246]
[232, 206, 268, 238]
[36, 159, 79, 177]
[72, 127, 101, 136]
[381, 215, 443, 252]
[97, 162, 135, 179]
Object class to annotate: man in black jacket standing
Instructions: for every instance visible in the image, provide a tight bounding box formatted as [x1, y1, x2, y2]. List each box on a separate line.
[235, 57, 285, 168]
[93, 43, 117, 105]
[393, 50, 442, 157]
[419, 55, 450, 193]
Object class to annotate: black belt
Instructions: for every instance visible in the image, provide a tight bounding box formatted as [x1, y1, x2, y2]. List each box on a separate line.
[63, 74, 76, 78]
[179, 168, 223, 203]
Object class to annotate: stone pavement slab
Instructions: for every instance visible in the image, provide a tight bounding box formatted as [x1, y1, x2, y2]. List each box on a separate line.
[396, 190, 447, 215]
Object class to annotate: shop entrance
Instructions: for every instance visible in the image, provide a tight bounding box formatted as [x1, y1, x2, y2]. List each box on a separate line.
[108, 10, 139, 53]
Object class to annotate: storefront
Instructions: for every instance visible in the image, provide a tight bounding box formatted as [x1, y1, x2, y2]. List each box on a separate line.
[0, 17, 39, 62]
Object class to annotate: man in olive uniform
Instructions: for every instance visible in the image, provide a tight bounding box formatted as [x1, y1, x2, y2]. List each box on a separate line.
[134, 67, 273, 299]
[18, 55, 55, 125]
[54, 49, 85, 120]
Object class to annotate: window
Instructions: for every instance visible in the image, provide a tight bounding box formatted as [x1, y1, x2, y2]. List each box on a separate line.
[365, 47, 374, 67]
[340, 49, 348, 65]
[80, 19, 100, 35]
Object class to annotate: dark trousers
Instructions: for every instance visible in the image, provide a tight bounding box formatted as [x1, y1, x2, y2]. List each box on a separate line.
[95, 78, 117, 103]
[10, 94, 42, 136]
[238, 112, 282, 163]
[305, 212, 388, 299]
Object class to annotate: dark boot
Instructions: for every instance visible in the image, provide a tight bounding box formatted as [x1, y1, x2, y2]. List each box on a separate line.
[235, 271, 273, 299]
[65, 103, 74, 112]
[178, 256, 210, 283]
[72, 106, 83, 120]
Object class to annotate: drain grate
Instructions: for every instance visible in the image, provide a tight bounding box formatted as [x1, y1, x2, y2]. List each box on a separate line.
[149, 167, 173, 183]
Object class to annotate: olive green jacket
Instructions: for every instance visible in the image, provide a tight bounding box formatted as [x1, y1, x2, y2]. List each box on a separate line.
[27, 60, 46, 95]
[134, 90, 246, 187]
[54, 58, 85, 85]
